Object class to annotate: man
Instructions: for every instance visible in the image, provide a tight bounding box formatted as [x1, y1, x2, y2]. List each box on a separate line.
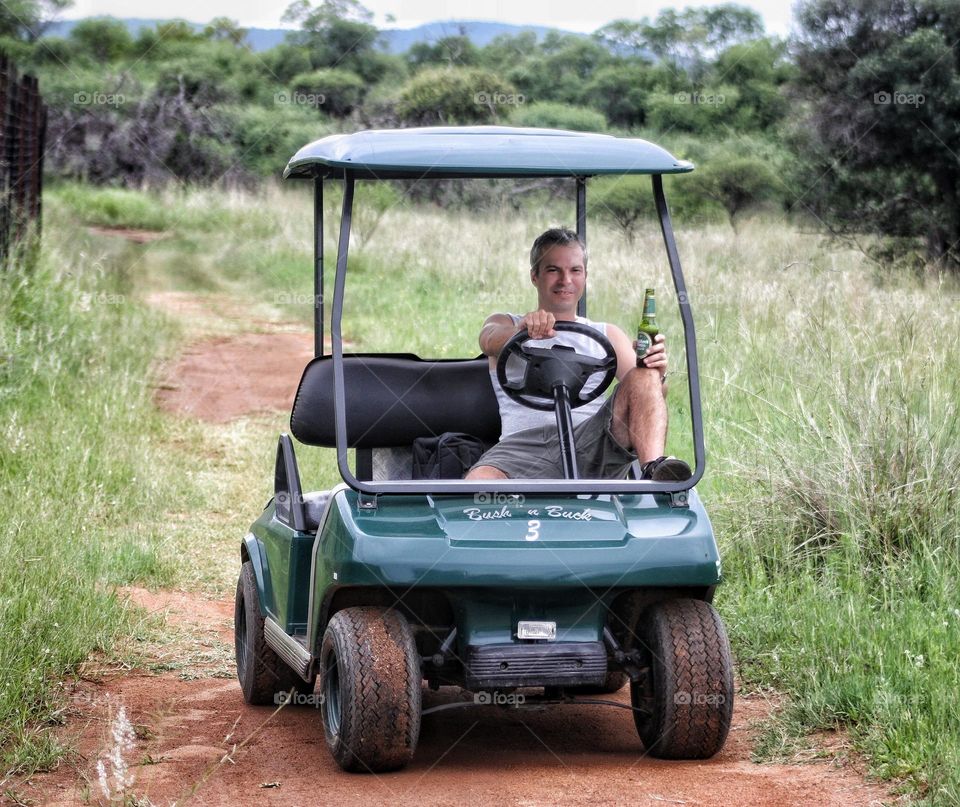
[465, 227, 691, 482]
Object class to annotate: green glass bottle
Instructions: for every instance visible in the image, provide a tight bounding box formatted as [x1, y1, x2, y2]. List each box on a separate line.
[636, 288, 659, 365]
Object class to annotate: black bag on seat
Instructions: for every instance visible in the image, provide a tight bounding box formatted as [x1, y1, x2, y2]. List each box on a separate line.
[411, 432, 489, 479]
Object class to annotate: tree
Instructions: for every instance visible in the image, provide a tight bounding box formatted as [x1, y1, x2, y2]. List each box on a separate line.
[711, 37, 792, 130]
[693, 156, 778, 231]
[282, 0, 385, 82]
[791, 0, 960, 268]
[407, 33, 478, 68]
[596, 5, 764, 80]
[69, 18, 133, 62]
[0, 0, 70, 40]
[204, 17, 248, 47]
[581, 63, 655, 127]
[515, 33, 611, 104]
[592, 176, 655, 244]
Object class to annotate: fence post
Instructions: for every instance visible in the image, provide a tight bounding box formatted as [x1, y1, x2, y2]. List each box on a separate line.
[0, 53, 46, 263]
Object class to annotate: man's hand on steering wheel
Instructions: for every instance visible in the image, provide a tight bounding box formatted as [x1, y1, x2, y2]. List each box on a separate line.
[518, 309, 558, 339]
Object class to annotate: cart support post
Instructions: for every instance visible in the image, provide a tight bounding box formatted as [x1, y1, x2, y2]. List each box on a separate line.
[652, 174, 705, 480]
[332, 174, 355, 485]
[576, 177, 587, 318]
[313, 178, 324, 358]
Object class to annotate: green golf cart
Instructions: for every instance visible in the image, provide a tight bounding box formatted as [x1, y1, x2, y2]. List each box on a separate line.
[234, 126, 733, 773]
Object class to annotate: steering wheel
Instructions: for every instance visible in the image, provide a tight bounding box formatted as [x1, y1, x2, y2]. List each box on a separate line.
[496, 321, 618, 412]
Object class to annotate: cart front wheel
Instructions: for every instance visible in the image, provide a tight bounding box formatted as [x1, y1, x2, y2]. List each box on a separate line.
[631, 598, 733, 759]
[320, 607, 422, 772]
[235, 561, 314, 705]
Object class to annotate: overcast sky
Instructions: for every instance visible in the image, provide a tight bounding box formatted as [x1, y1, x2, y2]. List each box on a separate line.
[60, 0, 797, 36]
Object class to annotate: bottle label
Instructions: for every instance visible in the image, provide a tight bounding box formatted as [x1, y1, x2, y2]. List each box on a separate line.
[635, 331, 652, 362]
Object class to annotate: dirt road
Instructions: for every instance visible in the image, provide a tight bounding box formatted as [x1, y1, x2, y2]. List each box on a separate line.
[19, 588, 890, 807]
[8, 302, 893, 806]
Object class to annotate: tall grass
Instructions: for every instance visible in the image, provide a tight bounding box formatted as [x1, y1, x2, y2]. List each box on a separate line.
[0, 202, 184, 773]
[15, 182, 960, 802]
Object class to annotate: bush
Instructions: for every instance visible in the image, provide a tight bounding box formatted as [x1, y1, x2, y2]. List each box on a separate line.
[396, 66, 517, 125]
[290, 68, 366, 116]
[50, 184, 177, 230]
[265, 43, 313, 83]
[509, 101, 607, 132]
[214, 104, 330, 178]
[646, 86, 741, 134]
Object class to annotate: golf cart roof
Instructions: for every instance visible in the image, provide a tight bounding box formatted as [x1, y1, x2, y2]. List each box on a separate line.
[283, 126, 694, 180]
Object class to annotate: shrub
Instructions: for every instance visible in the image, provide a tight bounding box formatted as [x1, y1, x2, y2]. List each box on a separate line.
[396, 66, 517, 125]
[290, 68, 366, 116]
[508, 101, 607, 132]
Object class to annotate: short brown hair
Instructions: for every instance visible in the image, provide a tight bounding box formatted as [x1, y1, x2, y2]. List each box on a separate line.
[529, 228, 587, 276]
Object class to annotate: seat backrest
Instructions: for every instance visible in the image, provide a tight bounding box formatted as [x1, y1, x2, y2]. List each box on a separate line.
[290, 354, 502, 448]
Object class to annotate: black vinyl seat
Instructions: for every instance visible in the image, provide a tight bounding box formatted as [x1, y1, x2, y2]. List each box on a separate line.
[291, 354, 502, 450]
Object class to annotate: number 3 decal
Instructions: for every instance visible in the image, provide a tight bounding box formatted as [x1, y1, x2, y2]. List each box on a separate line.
[524, 519, 540, 542]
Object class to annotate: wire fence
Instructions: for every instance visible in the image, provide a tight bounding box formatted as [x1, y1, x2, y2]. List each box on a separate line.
[0, 53, 46, 261]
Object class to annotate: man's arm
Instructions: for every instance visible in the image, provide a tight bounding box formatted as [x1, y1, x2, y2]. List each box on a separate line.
[479, 313, 520, 358]
[479, 311, 559, 357]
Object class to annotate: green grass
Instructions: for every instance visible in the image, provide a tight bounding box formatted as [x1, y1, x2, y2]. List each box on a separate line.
[6, 182, 960, 802]
[0, 211, 183, 774]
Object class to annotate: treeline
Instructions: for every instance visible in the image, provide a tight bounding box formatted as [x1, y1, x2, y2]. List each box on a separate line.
[0, 2, 788, 183]
[2, 0, 958, 269]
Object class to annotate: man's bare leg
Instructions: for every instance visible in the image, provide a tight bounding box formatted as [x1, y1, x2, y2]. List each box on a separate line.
[465, 465, 509, 480]
[609, 367, 667, 463]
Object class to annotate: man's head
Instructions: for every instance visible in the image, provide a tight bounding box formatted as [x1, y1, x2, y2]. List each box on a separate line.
[529, 228, 587, 276]
[529, 228, 587, 316]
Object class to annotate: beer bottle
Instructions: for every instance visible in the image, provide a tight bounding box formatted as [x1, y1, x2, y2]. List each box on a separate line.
[636, 288, 659, 366]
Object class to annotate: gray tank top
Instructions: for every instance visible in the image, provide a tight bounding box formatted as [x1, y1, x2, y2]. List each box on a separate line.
[490, 315, 609, 440]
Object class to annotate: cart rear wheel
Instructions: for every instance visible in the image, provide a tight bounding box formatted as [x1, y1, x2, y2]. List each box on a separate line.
[631, 598, 733, 759]
[320, 607, 422, 772]
[235, 561, 314, 705]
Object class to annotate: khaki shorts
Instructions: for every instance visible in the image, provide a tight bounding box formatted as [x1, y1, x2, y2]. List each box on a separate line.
[471, 389, 637, 479]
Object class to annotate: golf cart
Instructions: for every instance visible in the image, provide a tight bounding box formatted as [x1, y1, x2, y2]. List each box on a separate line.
[234, 126, 733, 773]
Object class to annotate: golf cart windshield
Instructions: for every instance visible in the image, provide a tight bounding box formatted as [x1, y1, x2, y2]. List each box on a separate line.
[284, 126, 704, 498]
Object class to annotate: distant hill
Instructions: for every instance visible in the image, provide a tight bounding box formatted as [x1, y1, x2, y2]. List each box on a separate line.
[43, 17, 582, 53]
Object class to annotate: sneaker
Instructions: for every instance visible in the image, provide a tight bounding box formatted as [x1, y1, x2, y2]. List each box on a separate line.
[641, 455, 692, 482]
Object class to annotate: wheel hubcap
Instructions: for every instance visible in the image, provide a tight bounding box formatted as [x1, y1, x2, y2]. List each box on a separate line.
[323, 651, 341, 736]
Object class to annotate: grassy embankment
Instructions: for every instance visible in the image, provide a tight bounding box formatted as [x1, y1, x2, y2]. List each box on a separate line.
[3, 181, 959, 803]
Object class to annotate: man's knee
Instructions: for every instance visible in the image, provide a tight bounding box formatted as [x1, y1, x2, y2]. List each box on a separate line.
[621, 365, 662, 396]
[465, 465, 509, 480]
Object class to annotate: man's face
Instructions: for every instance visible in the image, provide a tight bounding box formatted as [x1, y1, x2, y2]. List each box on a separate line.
[531, 243, 586, 315]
